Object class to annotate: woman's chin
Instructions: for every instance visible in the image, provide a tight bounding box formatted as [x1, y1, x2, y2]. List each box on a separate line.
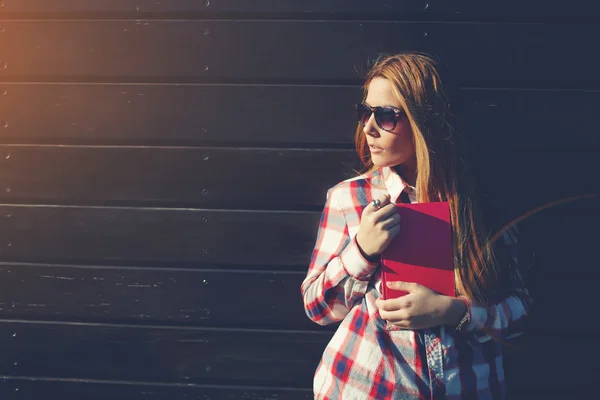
[371, 153, 412, 169]
[370, 156, 396, 168]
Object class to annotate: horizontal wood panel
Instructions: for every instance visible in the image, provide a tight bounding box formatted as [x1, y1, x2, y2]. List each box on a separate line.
[0, 322, 594, 392]
[0, 206, 320, 267]
[0, 377, 591, 400]
[0, 260, 597, 335]
[474, 153, 600, 220]
[1, 0, 599, 19]
[0, 195, 597, 270]
[0, 363, 593, 400]
[1, 84, 599, 149]
[1, 21, 599, 87]
[517, 207, 600, 333]
[0, 0, 422, 15]
[0, 383, 588, 400]
[461, 89, 600, 150]
[0, 84, 359, 146]
[0, 146, 597, 213]
[0, 146, 359, 209]
[0, 264, 319, 330]
[0, 378, 313, 400]
[528, 279, 600, 335]
[502, 334, 600, 396]
[0, 322, 329, 387]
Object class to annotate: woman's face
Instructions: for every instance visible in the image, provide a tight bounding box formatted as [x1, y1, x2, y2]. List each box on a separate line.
[363, 77, 416, 169]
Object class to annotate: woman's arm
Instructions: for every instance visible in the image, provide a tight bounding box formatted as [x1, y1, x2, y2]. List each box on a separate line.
[456, 226, 532, 343]
[301, 188, 379, 326]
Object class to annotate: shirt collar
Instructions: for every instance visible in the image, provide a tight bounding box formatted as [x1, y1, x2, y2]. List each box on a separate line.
[380, 166, 416, 203]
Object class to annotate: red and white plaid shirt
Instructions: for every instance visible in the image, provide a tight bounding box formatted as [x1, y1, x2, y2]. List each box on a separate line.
[301, 167, 531, 399]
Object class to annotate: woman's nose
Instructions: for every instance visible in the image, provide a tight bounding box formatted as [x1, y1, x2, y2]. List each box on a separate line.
[363, 114, 379, 137]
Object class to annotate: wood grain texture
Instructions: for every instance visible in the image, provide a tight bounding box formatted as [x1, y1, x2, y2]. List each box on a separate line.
[0, 0, 423, 15]
[0, 0, 598, 19]
[0, 84, 361, 146]
[0, 321, 330, 387]
[501, 334, 599, 398]
[0, 376, 590, 400]
[473, 149, 599, 217]
[0, 21, 599, 88]
[0, 145, 597, 215]
[0, 264, 320, 330]
[0, 378, 313, 400]
[0, 322, 591, 395]
[0, 206, 320, 267]
[1, 84, 599, 149]
[0, 258, 597, 335]
[0, 146, 360, 209]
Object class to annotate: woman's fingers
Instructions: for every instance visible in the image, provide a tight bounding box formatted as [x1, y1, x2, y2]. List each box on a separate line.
[387, 223, 401, 237]
[369, 203, 398, 227]
[379, 308, 407, 322]
[371, 194, 390, 211]
[369, 194, 391, 212]
[379, 212, 401, 230]
[377, 203, 398, 218]
[356, 194, 401, 257]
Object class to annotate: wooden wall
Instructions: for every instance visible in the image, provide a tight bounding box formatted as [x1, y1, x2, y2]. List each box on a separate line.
[0, 1, 599, 398]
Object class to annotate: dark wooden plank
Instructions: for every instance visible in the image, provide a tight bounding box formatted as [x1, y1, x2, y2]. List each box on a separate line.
[0, 264, 318, 330]
[0, 146, 359, 209]
[521, 200, 600, 280]
[1, 84, 599, 149]
[0, 145, 597, 213]
[464, 89, 600, 150]
[1, 0, 599, 19]
[0, 260, 597, 335]
[0, 322, 593, 394]
[518, 204, 600, 333]
[0, 322, 329, 387]
[0, 378, 313, 400]
[423, 0, 600, 19]
[0, 206, 320, 267]
[527, 278, 600, 335]
[502, 334, 600, 398]
[0, 0, 421, 15]
[0, 379, 583, 400]
[0, 84, 360, 146]
[1, 21, 599, 88]
[472, 149, 600, 217]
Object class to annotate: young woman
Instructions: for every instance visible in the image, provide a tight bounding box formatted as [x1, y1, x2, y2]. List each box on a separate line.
[301, 52, 531, 399]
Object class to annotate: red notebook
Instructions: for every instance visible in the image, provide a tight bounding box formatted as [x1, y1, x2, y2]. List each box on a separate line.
[380, 201, 456, 300]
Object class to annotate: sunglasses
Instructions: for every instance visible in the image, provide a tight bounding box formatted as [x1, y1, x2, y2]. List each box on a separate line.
[354, 103, 406, 132]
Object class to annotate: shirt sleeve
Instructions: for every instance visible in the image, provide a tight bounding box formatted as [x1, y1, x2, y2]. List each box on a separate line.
[300, 187, 379, 326]
[459, 225, 532, 343]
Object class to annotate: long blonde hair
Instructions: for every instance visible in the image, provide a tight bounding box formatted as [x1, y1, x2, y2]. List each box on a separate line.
[356, 52, 515, 305]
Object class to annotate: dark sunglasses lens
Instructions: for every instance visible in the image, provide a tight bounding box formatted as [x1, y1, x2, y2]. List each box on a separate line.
[375, 108, 397, 131]
[356, 104, 371, 126]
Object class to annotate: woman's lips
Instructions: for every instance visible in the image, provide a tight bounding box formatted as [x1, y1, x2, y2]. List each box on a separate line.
[369, 145, 383, 154]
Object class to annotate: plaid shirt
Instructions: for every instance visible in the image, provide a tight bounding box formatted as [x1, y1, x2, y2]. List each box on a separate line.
[301, 167, 531, 400]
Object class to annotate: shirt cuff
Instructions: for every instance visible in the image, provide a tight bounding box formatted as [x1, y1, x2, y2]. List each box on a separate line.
[458, 296, 488, 332]
[340, 236, 379, 281]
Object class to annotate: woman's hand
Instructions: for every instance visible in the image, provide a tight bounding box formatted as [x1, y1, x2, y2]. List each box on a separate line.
[375, 281, 467, 330]
[355, 194, 401, 258]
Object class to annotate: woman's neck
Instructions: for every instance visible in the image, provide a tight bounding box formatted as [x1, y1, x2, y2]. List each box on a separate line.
[393, 164, 417, 188]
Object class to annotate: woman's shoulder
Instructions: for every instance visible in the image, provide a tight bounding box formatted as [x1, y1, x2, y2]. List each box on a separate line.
[325, 169, 382, 208]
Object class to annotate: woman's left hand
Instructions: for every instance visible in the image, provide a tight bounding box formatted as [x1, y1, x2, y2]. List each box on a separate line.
[375, 281, 465, 330]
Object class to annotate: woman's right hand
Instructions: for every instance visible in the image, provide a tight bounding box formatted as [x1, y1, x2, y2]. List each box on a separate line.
[355, 194, 401, 259]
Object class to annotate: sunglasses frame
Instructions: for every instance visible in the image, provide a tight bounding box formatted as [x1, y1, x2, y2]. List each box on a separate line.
[354, 103, 406, 132]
